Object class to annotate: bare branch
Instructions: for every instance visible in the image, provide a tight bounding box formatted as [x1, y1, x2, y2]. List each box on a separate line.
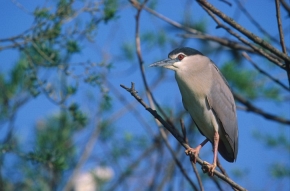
[63, 120, 101, 191]
[280, 0, 290, 14]
[179, 33, 255, 53]
[190, 161, 204, 191]
[131, 0, 169, 119]
[234, 0, 282, 46]
[199, 4, 286, 70]
[233, 93, 290, 125]
[196, 0, 290, 63]
[120, 83, 247, 191]
[242, 52, 290, 92]
[159, 127, 199, 191]
[107, 142, 159, 191]
[275, 0, 287, 54]
[130, 0, 201, 35]
[180, 119, 187, 142]
[275, 0, 290, 86]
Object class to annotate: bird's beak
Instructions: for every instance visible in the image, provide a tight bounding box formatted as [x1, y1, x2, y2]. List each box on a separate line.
[149, 58, 177, 67]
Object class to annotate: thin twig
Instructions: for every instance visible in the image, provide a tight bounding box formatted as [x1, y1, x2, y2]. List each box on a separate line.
[280, 0, 290, 15]
[179, 33, 255, 53]
[181, 119, 204, 191]
[197, 0, 290, 63]
[275, 0, 287, 54]
[130, 0, 201, 35]
[120, 82, 247, 191]
[233, 92, 290, 125]
[242, 52, 290, 92]
[159, 127, 199, 191]
[199, 2, 286, 70]
[107, 142, 159, 191]
[182, 120, 204, 191]
[180, 119, 187, 142]
[275, 0, 290, 87]
[131, 0, 169, 120]
[63, 120, 101, 191]
[191, 161, 204, 191]
[234, 0, 281, 46]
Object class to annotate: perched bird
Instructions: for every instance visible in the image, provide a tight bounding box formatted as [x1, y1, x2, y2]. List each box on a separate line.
[150, 47, 238, 176]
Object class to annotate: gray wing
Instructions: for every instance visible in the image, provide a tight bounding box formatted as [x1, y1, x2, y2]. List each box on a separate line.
[207, 62, 238, 162]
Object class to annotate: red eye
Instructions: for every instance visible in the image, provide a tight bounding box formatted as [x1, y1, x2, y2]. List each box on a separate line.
[177, 54, 185, 61]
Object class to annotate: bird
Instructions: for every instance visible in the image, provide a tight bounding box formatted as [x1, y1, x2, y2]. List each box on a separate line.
[150, 47, 238, 176]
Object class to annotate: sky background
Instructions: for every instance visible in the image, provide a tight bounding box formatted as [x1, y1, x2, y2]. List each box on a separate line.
[0, 0, 289, 190]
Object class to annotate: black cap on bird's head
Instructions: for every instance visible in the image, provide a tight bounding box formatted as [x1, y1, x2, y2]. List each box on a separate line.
[168, 47, 203, 58]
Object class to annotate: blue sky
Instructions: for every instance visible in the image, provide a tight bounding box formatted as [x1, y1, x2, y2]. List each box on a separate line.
[1, 0, 289, 190]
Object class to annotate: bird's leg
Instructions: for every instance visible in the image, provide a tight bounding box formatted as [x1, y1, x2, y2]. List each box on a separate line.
[185, 138, 209, 163]
[202, 131, 219, 176]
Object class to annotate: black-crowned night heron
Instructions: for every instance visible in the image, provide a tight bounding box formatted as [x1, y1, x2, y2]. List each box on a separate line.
[150, 47, 238, 176]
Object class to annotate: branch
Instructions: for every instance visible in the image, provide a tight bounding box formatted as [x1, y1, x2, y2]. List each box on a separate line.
[131, 0, 169, 119]
[280, 0, 290, 14]
[181, 120, 204, 191]
[179, 33, 255, 53]
[275, 0, 287, 54]
[63, 120, 101, 191]
[198, 2, 286, 70]
[130, 0, 201, 35]
[159, 127, 199, 191]
[234, 93, 290, 125]
[242, 52, 290, 92]
[120, 82, 247, 191]
[107, 141, 159, 191]
[196, 0, 290, 63]
[234, 0, 282, 47]
[275, 0, 290, 86]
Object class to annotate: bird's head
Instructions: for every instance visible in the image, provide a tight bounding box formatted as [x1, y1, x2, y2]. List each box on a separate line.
[150, 47, 203, 71]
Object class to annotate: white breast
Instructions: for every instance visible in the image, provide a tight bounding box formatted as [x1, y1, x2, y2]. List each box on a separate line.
[174, 58, 219, 142]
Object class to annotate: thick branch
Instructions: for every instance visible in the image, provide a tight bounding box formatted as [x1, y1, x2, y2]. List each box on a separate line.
[120, 82, 247, 191]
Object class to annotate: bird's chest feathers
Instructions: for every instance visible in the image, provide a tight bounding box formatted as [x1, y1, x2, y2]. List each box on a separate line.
[175, 66, 212, 109]
[175, 66, 217, 139]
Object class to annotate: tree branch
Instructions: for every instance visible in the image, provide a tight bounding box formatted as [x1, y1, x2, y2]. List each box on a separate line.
[198, 1, 286, 70]
[280, 0, 290, 14]
[275, 0, 287, 54]
[120, 82, 247, 191]
[196, 0, 290, 63]
[179, 33, 255, 53]
[234, 92, 290, 125]
[275, 0, 290, 86]
[242, 52, 290, 92]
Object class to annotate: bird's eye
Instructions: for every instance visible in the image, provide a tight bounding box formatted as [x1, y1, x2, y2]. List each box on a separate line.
[177, 54, 185, 61]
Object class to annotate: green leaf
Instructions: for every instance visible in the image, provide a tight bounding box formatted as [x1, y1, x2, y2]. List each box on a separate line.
[221, 61, 258, 99]
[270, 163, 290, 178]
[104, 0, 118, 23]
[66, 40, 80, 53]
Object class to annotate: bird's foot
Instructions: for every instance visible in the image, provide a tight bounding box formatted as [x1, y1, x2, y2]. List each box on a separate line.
[202, 161, 216, 176]
[185, 146, 201, 163]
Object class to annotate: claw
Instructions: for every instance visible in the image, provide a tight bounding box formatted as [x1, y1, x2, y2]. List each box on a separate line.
[202, 161, 216, 176]
[185, 146, 201, 163]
